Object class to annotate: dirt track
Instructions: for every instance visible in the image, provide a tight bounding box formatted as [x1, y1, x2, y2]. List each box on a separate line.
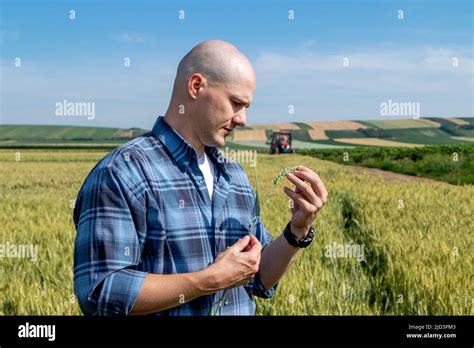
[349, 166, 448, 184]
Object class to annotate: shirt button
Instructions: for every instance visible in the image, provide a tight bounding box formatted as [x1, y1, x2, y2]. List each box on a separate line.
[223, 299, 229, 306]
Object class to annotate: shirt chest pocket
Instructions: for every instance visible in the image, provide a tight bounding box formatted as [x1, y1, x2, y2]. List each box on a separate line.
[216, 214, 252, 248]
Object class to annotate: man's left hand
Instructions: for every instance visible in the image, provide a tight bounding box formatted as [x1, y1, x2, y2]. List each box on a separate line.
[283, 165, 328, 238]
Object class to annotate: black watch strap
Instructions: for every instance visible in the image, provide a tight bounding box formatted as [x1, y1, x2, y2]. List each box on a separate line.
[283, 222, 314, 248]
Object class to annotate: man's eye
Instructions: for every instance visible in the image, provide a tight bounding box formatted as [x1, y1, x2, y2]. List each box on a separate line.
[232, 100, 243, 107]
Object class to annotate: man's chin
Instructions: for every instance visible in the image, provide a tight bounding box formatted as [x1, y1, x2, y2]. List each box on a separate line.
[215, 138, 226, 148]
[205, 136, 225, 149]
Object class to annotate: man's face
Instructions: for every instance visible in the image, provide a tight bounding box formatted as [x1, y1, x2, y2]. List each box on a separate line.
[190, 69, 256, 148]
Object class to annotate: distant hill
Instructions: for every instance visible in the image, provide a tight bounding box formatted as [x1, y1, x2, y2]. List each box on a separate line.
[1, 117, 473, 149]
[0, 125, 148, 148]
[229, 117, 474, 149]
[0, 124, 147, 140]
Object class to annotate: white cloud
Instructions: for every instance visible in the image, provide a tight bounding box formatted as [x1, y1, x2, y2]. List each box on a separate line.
[0, 31, 20, 44]
[0, 58, 176, 128]
[248, 45, 473, 123]
[115, 32, 147, 43]
[1, 45, 472, 128]
[254, 46, 473, 74]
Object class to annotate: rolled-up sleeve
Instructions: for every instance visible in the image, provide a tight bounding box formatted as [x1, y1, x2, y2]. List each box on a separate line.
[73, 165, 148, 315]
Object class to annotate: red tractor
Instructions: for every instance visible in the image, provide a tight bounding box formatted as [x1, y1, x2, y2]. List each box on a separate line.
[269, 131, 294, 154]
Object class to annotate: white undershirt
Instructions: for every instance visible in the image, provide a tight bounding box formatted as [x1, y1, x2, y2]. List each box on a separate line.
[197, 152, 215, 199]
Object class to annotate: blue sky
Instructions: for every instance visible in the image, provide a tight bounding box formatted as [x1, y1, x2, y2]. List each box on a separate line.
[1, 0, 473, 129]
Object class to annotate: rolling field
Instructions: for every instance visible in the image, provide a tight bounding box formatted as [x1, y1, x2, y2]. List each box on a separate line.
[307, 128, 329, 140]
[2, 118, 474, 150]
[383, 128, 469, 145]
[452, 136, 474, 142]
[326, 127, 471, 145]
[230, 140, 352, 149]
[232, 129, 268, 141]
[0, 125, 147, 146]
[449, 118, 470, 126]
[228, 117, 474, 147]
[333, 138, 422, 147]
[361, 119, 441, 129]
[0, 150, 472, 315]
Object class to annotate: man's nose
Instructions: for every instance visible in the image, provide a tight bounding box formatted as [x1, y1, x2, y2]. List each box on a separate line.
[232, 110, 247, 127]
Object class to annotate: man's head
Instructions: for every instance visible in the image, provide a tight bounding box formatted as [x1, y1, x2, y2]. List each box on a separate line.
[168, 40, 256, 149]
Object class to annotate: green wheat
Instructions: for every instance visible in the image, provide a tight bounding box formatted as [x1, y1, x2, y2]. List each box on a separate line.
[0, 151, 471, 316]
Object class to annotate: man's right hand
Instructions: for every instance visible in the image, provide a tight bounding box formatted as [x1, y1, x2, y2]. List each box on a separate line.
[206, 234, 262, 291]
[131, 235, 262, 315]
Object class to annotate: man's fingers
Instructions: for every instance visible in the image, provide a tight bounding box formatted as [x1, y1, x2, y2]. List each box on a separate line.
[242, 234, 257, 252]
[239, 235, 262, 272]
[236, 276, 254, 287]
[244, 234, 262, 255]
[231, 235, 251, 253]
[292, 170, 328, 203]
[286, 172, 319, 206]
[296, 166, 328, 202]
[284, 186, 321, 212]
[297, 165, 318, 177]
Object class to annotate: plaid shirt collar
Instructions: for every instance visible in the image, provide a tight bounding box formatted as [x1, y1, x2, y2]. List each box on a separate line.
[151, 116, 231, 177]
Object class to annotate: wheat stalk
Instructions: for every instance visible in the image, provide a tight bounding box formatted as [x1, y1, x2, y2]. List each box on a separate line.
[256, 165, 298, 226]
[209, 165, 298, 315]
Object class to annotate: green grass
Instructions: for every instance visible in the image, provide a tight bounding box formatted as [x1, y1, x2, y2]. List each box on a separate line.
[297, 145, 474, 185]
[223, 141, 267, 152]
[0, 150, 472, 315]
[0, 125, 147, 141]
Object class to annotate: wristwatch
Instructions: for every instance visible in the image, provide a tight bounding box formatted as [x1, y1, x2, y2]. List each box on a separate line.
[283, 222, 315, 248]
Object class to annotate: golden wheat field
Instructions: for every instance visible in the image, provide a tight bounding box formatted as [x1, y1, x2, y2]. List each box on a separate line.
[333, 138, 422, 147]
[0, 150, 472, 315]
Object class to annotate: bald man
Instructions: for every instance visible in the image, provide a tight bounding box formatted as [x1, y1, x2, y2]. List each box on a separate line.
[73, 40, 328, 316]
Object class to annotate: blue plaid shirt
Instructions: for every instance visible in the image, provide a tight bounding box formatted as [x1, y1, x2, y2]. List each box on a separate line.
[73, 116, 278, 316]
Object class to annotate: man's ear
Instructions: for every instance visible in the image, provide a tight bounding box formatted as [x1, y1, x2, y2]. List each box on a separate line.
[188, 73, 205, 99]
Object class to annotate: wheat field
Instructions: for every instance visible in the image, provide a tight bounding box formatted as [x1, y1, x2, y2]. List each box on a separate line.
[333, 138, 422, 147]
[0, 150, 472, 315]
